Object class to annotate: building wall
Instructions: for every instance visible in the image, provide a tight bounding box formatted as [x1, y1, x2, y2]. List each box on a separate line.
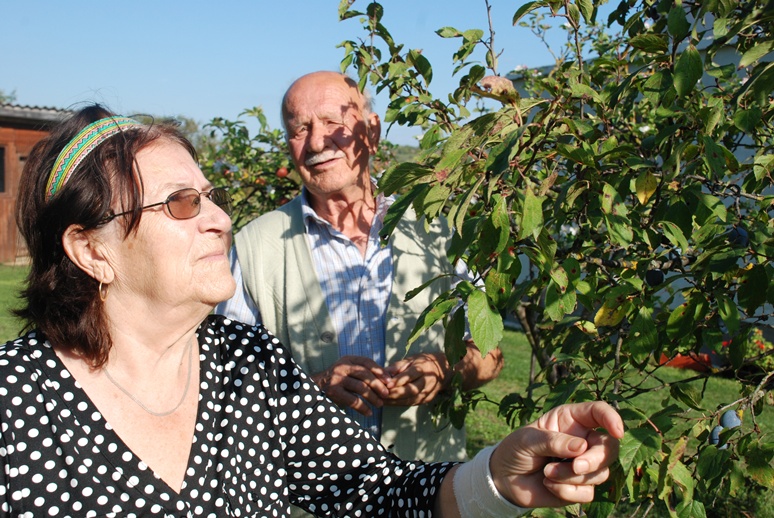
[0, 127, 49, 263]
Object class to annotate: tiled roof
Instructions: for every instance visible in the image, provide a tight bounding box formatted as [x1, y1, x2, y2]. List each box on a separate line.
[0, 103, 72, 125]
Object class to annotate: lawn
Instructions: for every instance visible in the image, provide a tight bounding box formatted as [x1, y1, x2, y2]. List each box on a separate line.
[0, 264, 27, 342]
[467, 331, 774, 456]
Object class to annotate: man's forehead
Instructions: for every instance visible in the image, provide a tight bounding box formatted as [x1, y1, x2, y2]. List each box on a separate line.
[286, 90, 363, 120]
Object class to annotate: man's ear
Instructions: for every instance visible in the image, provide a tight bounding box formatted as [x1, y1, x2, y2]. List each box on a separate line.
[366, 112, 381, 155]
[61, 225, 114, 284]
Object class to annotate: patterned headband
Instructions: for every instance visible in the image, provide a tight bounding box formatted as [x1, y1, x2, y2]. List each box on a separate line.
[45, 116, 143, 201]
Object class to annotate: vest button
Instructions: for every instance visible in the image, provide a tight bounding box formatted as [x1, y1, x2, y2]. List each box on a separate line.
[320, 331, 335, 343]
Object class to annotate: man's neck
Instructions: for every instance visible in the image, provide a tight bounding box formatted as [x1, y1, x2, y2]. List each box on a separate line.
[307, 183, 377, 255]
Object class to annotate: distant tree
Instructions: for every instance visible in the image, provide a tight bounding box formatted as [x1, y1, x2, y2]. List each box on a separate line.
[0, 89, 17, 104]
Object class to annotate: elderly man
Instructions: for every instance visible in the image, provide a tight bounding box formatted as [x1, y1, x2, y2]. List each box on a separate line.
[218, 71, 503, 464]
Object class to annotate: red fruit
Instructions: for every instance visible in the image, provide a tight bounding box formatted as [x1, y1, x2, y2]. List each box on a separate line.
[276, 167, 289, 178]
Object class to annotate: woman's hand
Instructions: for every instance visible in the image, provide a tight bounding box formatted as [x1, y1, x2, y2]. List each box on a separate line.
[491, 401, 624, 508]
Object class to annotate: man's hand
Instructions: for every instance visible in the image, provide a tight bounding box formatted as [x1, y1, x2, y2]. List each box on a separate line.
[382, 352, 451, 406]
[383, 343, 503, 406]
[311, 356, 393, 416]
[490, 401, 624, 508]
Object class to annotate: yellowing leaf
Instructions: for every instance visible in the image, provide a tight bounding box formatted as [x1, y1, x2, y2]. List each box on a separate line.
[594, 301, 628, 327]
[574, 320, 598, 336]
[635, 171, 658, 205]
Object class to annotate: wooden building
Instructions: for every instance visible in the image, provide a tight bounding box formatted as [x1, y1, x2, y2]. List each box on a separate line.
[0, 104, 70, 263]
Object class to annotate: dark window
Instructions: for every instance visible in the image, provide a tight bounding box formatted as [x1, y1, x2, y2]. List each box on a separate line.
[0, 147, 5, 192]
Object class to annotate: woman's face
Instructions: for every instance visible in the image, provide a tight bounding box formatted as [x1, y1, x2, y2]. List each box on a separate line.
[100, 140, 235, 314]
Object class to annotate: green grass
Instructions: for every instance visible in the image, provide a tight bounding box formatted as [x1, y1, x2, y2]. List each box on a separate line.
[466, 330, 774, 451]
[0, 264, 27, 342]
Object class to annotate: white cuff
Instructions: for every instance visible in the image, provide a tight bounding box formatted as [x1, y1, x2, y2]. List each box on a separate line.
[452, 444, 531, 517]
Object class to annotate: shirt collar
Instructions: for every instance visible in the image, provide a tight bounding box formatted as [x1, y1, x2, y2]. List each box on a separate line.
[300, 178, 395, 232]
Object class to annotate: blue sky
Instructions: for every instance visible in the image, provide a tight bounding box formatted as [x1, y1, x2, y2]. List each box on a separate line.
[2, 1, 610, 145]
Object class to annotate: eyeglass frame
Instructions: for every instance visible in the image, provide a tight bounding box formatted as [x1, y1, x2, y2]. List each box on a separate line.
[100, 187, 232, 224]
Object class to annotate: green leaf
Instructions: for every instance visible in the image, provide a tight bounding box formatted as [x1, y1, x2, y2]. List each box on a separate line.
[627, 307, 658, 362]
[518, 188, 545, 240]
[670, 383, 704, 411]
[467, 289, 503, 356]
[670, 460, 695, 500]
[702, 136, 728, 179]
[380, 185, 425, 240]
[545, 277, 577, 322]
[378, 162, 433, 195]
[659, 221, 690, 253]
[739, 41, 774, 68]
[443, 306, 468, 364]
[405, 296, 459, 350]
[716, 292, 740, 335]
[408, 50, 433, 85]
[676, 499, 707, 518]
[448, 175, 486, 238]
[746, 443, 774, 486]
[585, 501, 615, 518]
[737, 265, 769, 315]
[667, 6, 690, 40]
[338, 0, 363, 19]
[436, 26, 461, 38]
[484, 270, 512, 309]
[674, 45, 703, 97]
[512, 1, 542, 25]
[733, 106, 763, 134]
[630, 34, 669, 53]
[544, 378, 582, 410]
[619, 427, 663, 474]
[697, 445, 731, 482]
[692, 192, 728, 223]
[666, 300, 696, 341]
[576, 0, 594, 23]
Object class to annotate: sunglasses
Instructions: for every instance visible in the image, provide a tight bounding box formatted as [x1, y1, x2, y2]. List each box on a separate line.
[101, 187, 232, 223]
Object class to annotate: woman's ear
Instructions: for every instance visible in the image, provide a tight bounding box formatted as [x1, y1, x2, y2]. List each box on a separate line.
[61, 225, 114, 284]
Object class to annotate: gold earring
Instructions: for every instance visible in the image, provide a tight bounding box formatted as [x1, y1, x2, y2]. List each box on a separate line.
[98, 281, 109, 302]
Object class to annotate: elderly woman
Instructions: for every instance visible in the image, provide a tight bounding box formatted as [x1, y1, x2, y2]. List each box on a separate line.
[2, 104, 623, 517]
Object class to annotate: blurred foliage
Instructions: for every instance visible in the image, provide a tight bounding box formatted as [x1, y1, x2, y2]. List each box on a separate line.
[337, 0, 774, 515]
[198, 107, 301, 232]
[0, 89, 17, 104]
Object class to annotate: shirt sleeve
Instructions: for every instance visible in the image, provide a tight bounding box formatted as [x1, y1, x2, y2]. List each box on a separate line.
[214, 246, 262, 326]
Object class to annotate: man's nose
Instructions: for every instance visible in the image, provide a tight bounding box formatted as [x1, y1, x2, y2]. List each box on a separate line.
[308, 122, 330, 152]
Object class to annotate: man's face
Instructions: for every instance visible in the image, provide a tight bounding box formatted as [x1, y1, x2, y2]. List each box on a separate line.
[283, 73, 380, 199]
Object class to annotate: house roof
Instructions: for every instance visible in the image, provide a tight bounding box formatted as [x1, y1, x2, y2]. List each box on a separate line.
[0, 103, 72, 129]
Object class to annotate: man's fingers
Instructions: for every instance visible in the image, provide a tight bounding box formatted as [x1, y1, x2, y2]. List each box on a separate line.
[341, 376, 385, 408]
[325, 387, 373, 416]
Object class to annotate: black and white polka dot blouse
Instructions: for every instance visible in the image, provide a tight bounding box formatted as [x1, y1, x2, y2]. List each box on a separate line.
[0, 315, 454, 517]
